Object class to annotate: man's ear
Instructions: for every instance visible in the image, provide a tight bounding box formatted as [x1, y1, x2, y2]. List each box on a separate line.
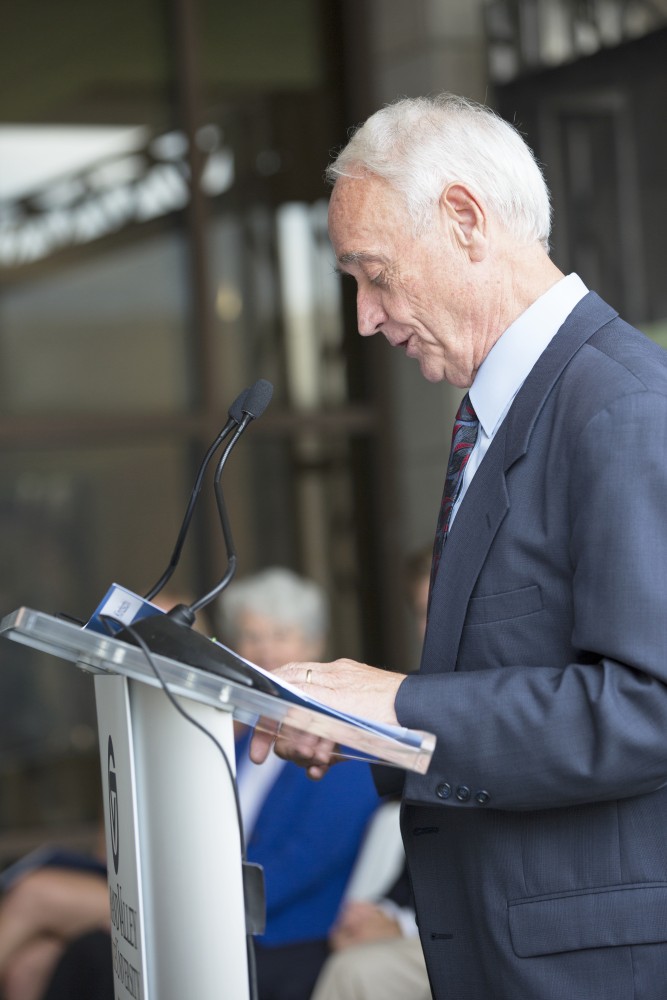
[440, 183, 487, 261]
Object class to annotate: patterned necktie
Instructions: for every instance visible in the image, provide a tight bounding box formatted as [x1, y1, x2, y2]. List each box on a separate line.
[429, 393, 479, 592]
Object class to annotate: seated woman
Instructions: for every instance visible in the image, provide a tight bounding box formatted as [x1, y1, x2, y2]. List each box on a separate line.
[219, 567, 381, 1000]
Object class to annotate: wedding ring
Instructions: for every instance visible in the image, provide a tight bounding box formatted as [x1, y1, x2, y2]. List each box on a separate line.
[306, 668, 313, 684]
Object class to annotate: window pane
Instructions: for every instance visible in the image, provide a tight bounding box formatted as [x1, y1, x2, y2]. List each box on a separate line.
[0, 442, 196, 840]
[1, 231, 191, 415]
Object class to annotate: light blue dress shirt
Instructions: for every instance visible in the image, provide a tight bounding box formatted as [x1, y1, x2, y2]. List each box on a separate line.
[451, 273, 589, 524]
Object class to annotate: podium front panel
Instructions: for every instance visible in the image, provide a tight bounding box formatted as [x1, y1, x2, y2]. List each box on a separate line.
[95, 672, 249, 1000]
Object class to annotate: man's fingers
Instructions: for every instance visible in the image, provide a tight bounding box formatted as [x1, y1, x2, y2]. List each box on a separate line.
[249, 722, 278, 763]
[306, 762, 330, 781]
[247, 715, 338, 777]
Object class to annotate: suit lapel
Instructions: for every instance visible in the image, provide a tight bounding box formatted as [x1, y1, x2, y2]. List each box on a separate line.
[421, 292, 618, 674]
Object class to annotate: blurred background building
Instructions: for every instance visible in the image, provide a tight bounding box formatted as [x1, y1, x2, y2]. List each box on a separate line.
[0, 0, 665, 860]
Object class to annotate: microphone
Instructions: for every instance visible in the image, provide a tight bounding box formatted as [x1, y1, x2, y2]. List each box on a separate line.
[116, 379, 276, 690]
[143, 385, 251, 602]
[172, 378, 274, 622]
[234, 378, 273, 424]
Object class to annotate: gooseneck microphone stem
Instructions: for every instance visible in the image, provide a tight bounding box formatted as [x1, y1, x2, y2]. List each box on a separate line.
[143, 387, 250, 603]
[189, 416, 247, 614]
[163, 378, 273, 625]
[144, 419, 235, 602]
[170, 380, 273, 622]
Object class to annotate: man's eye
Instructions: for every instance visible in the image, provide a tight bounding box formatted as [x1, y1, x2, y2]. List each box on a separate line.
[369, 273, 387, 287]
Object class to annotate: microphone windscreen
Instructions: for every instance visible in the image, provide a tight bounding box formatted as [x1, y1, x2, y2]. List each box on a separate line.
[243, 379, 274, 420]
[228, 387, 249, 424]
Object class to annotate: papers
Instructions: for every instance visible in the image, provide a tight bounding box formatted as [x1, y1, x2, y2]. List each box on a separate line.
[248, 655, 425, 750]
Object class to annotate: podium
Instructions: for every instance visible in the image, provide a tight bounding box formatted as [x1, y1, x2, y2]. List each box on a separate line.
[0, 606, 435, 1000]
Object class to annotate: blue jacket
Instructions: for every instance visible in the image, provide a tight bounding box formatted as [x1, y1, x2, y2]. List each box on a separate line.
[236, 733, 380, 947]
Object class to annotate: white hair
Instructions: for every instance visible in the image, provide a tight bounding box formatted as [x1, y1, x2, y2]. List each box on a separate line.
[218, 567, 329, 643]
[326, 93, 552, 252]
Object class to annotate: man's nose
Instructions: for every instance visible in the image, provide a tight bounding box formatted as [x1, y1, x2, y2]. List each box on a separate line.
[357, 288, 386, 337]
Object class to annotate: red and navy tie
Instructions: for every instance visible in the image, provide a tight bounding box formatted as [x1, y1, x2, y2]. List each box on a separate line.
[430, 392, 479, 592]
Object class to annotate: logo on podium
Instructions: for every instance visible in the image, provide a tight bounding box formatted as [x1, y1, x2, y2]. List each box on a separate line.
[108, 736, 120, 874]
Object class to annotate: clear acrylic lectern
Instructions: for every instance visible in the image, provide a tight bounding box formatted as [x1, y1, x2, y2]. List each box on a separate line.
[0, 606, 435, 1000]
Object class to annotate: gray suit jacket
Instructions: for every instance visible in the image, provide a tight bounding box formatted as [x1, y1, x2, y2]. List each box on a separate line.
[396, 292, 667, 999]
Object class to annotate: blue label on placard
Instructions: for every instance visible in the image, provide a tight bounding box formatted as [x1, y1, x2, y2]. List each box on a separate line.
[84, 583, 165, 635]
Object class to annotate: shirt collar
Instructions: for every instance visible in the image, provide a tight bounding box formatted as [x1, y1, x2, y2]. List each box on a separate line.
[470, 273, 589, 438]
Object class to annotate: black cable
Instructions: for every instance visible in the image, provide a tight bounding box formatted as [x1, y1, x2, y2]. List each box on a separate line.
[112, 617, 246, 856]
[100, 614, 259, 1000]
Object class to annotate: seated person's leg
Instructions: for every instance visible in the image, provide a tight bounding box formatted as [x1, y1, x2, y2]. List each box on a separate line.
[311, 936, 431, 1000]
[0, 868, 109, 999]
[2, 938, 64, 1000]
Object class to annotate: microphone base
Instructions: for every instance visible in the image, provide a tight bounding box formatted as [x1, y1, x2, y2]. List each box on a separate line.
[115, 614, 277, 694]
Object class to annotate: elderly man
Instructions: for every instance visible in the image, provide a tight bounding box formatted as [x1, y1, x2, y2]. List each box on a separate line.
[250, 94, 667, 1000]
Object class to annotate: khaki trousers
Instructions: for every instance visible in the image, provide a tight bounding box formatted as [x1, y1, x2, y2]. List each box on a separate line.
[310, 937, 431, 1000]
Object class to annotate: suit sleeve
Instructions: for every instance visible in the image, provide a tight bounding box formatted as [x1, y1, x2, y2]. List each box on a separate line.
[397, 388, 667, 811]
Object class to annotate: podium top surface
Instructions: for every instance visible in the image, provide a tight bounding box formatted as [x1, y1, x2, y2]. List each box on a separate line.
[0, 607, 435, 775]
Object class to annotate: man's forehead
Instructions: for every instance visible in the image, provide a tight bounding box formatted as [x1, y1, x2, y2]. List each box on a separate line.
[328, 174, 400, 261]
[329, 173, 386, 219]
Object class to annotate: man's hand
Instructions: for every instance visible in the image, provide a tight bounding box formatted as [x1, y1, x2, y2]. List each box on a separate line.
[249, 658, 406, 779]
